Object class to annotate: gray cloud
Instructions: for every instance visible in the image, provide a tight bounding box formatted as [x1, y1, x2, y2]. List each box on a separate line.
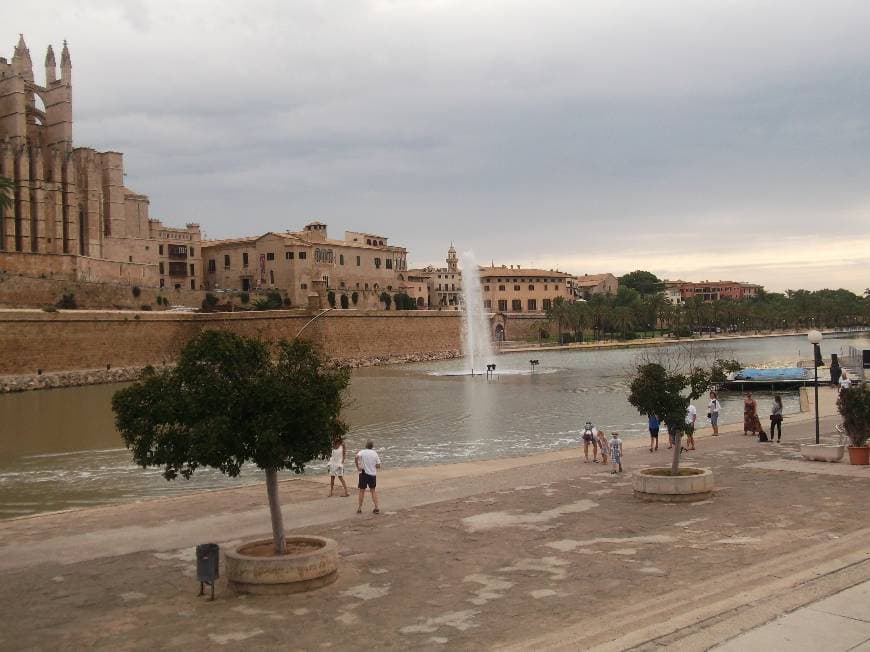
[6, 1, 870, 291]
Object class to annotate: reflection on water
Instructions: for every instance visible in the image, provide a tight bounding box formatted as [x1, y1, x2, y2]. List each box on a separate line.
[1, 333, 867, 517]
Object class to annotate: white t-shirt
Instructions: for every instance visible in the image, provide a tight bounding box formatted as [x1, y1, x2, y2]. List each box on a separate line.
[708, 399, 720, 413]
[686, 405, 697, 425]
[357, 449, 381, 476]
[329, 445, 344, 469]
[840, 377, 852, 391]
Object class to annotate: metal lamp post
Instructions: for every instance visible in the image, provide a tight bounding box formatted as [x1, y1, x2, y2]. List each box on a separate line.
[808, 329, 823, 444]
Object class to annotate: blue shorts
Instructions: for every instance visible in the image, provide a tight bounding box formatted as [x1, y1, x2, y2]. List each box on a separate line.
[358, 472, 377, 490]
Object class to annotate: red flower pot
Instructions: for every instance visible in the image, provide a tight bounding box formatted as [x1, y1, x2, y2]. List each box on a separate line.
[847, 446, 870, 465]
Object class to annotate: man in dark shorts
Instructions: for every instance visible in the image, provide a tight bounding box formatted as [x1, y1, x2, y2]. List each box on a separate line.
[648, 414, 660, 452]
[355, 439, 382, 514]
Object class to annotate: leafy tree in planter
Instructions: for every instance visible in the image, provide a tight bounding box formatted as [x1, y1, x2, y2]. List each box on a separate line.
[380, 291, 392, 310]
[628, 361, 722, 475]
[838, 385, 870, 447]
[112, 331, 349, 554]
[340, 293, 349, 309]
[327, 290, 336, 308]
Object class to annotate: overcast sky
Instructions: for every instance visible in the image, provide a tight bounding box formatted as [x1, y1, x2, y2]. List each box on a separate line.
[6, 1, 870, 292]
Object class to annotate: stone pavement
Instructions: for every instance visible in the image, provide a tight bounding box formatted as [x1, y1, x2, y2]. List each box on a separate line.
[0, 407, 868, 651]
[714, 580, 870, 651]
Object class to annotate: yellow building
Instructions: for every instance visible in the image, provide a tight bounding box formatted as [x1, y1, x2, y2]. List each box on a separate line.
[480, 265, 574, 313]
[201, 222, 408, 309]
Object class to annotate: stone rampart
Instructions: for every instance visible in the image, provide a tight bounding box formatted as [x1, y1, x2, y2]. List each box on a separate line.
[0, 309, 463, 377]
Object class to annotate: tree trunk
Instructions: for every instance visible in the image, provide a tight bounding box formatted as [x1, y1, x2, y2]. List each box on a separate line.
[265, 468, 287, 554]
[671, 430, 681, 475]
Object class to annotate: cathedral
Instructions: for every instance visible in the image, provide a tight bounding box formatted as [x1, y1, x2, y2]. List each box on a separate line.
[0, 35, 200, 288]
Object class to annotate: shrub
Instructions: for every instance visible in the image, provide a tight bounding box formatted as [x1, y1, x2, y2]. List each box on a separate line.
[672, 326, 693, 338]
[351, 291, 359, 305]
[283, 297, 291, 307]
[55, 293, 77, 309]
[132, 286, 141, 298]
[252, 291, 283, 311]
[327, 290, 336, 308]
[379, 291, 392, 310]
[240, 292, 250, 304]
[204, 293, 219, 308]
[340, 294, 349, 309]
[838, 385, 870, 447]
[140, 304, 152, 311]
[42, 305, 58, 313]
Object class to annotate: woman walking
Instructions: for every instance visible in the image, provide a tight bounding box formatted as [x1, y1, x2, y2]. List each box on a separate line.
[770, 395, 784, 442]
[327, 435, 351, 497]
[743, 392, 760, 437]
[708, 391, 721, 436]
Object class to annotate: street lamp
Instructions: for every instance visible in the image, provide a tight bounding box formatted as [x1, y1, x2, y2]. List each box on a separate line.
[808, 329, 823, 444]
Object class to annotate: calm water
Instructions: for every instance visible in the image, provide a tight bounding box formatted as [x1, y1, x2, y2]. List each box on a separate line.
[1, 333, 867, 518]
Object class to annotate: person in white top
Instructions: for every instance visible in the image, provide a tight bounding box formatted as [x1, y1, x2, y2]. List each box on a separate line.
[840, 371, 852, 394]
[355, 440, 382, 514]
[685, 404, 697, 450]
[708, 391, 721, 436]
[327, 435, 350, 498]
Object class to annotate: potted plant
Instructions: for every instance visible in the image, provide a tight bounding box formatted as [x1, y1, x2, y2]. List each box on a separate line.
[112, 330, 350, 593]
[838, 384, 870, 465]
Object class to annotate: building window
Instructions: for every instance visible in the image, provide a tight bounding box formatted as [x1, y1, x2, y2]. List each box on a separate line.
[128, 256, 133, 262]
[190, 279, 195, 290]
[555, 285, 559, 291]
[224, 254, 230, 269]
[189, 247, 195, 256]
[356, 256, 361, 266]
[514, 285, 520, 291]
[270, 270, 275, 284]
[301, 283, 308, 290]
[484, 285, 490, 292]
[242, 252, 249, 267]
[374, 257, 382, 268]
[484, 299, 492, 309]
[498, 299, 508, 311]
[266, 252, 275, 261]
[190, 263, 195, 276]
[299, 251, 307, 260]
[499, 285, 506, 291]
[543, 299, 552, 310]
[512, 299, 522, 311]
[159, 245, 164, 256]
[159, 278, 165, 288]
[159, 262, 165, 274]
[544, 284, 548, 291]
[528, 285, 534, 291]
[208, 259, 216, 273]
[339, 254, 344, 265]
[386, 259, 392, 269]
[527, 299, 537, 311]
[285, 251, 294, 260]
[365, 283, 369, 290]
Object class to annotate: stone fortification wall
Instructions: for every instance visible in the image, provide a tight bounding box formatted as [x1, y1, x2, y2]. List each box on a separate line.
[0, 309, 463, 376]
[0, 251, 156, 286]
[0, 272, 207, 309]
[503, 313, 551, 341]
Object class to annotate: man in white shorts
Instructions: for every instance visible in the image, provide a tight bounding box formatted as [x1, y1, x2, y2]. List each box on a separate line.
[355, 440, 382, 514]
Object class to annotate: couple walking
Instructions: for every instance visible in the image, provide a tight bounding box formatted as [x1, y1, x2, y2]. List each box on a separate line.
[328, 436, 382, 514]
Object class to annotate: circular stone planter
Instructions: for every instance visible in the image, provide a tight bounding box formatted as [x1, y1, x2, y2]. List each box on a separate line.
[801, 443, 845, 462]
[633, 467, 714, 503]
[225, 536, 338, 595]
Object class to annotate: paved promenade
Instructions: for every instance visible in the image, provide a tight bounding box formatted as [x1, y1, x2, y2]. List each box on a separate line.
[0, 395, 867, 650]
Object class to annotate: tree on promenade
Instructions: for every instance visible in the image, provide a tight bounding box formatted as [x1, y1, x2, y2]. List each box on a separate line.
[628, 350, 737, 474]
[112, 331, 349, 555]
[0, 176, 13, 211]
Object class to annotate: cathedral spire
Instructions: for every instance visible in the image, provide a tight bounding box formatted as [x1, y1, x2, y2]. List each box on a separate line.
[45, 44, 57, 83]
[60, 40, 71, 83]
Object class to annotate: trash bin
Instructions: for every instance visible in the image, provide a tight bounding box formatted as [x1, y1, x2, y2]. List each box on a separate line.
[196, 543, 219, 600]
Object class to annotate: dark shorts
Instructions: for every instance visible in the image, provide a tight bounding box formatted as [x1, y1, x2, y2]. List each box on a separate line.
[649, 428, 659, 438]
[685, 424, 695, 436]
[582, 434, 594, 443]
[358, 472, 377, 490]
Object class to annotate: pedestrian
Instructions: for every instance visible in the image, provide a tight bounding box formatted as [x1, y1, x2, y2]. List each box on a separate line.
[355, 439, 381, 514]
[581, 421, 598, 463]
[609, 432, 623, 474]
[743, 392, 760, 437]
[839, 371, 852, 395]
[708, 391, 721, 436]
[770, 395, 784, 443]
[685, 403, 697, 450]
[648, 414, 660, 452]
[596, 428, 610, 465]
[327, 435, 350, 497]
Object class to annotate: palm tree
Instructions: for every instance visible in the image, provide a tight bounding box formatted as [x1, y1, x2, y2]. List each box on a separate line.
[0, 176, 13, 212]
[612, 306, 635, 339]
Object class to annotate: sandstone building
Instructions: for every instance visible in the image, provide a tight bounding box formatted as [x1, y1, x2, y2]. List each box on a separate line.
[0, 36, 200, 288]
[573, 272, 618, 299]
[480, 264, 574, 312]
[664, 280, 763, 304]
[409, 244, 463, 309]
[201, 222, 409, 309]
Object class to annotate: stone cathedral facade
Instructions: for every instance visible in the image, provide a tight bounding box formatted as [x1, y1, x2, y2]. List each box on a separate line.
[0, 35, 200, 289]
